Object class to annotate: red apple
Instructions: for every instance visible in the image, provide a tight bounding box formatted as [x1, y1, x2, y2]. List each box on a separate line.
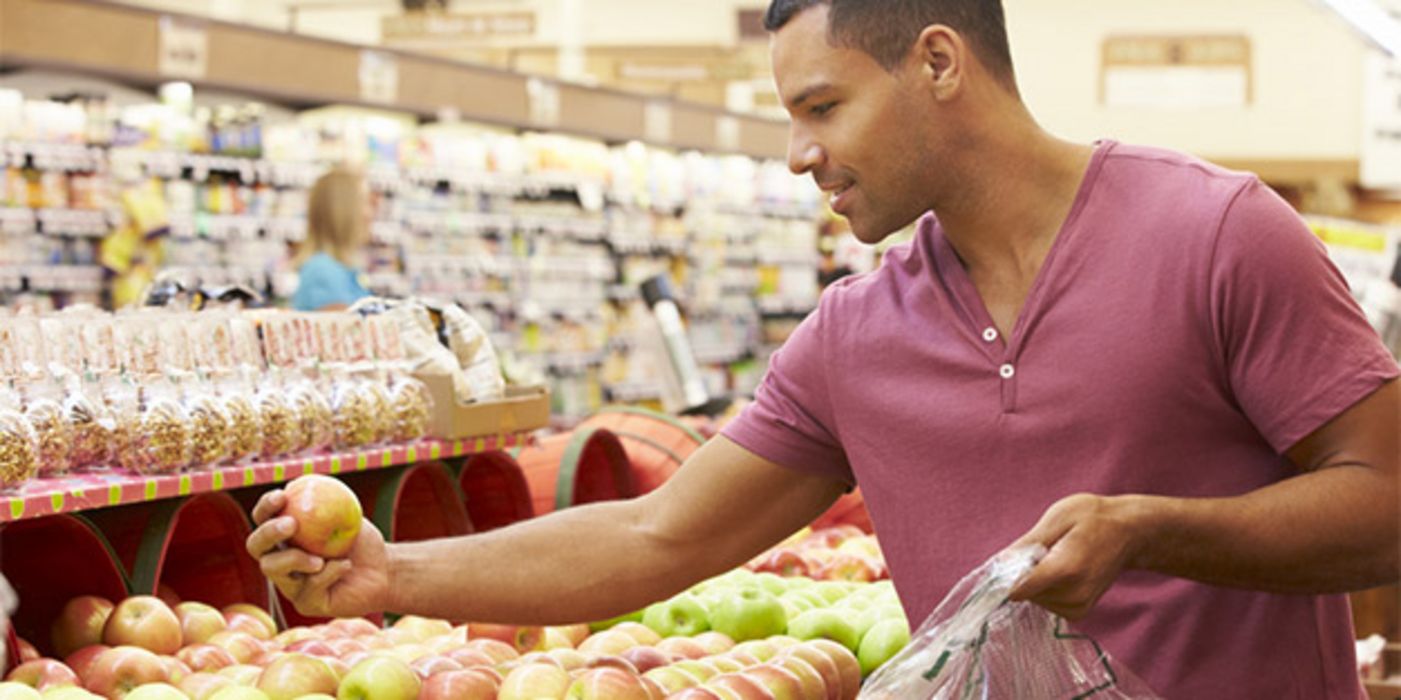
[639, 676, 667, 700]
[813, 555, 880, 583]
[756, 549, 810, 578]
[284, 640, 336, 657]
[51, 597, 115, 658]
[443, 647, 495, 669]
[609, 622, 662, 647]
[323, 638, 367, 658]
[742, 664, 806, 700]
[544, 648, 589, 672]
[327, 618, 379, 637]
[213, 664, 261, 686]
[497, 663, 571, 700]
[154, 585, 182, 609]
[220, 605, 276, 640]
[577, 630, 638, 657]
[222, 615, 272, 642]
[669, 688, 728, 700]
[584, 655, 639, 675]
[282, 475, 363, 558]
[775, 647, 842, 700]
[4, 659, 78, 690]
[336, 656, 420, 700]
[693, 632, 737, 655]
[63, 645, 109, 680]
[176, 672, 233, 700]
[391, 615, 452, 643]
[175, 645, 238, 673]
[463, 638, 519, 664]
[516, 652, 563, 670]
[708, 672, 778, 699]
[173, 603, 227, 647]
[255, 653, 338, 700]
[466, 623, 543, 653]
[565, 666, 651, 700]
[158, 657, 192, 684]
[205, 632, 265, 664]
[102, 598, 181, 656]
[701, 657, 747, 674]
[641, 665, 704, 694]
[800, 641, 860, 700]
[620, 646, 673, 674]
[82, 647, 170, 699]
[655, 636, 710, 660]
[549, 624, 590, 647]
[13, 638, 39, 663]
[418, 667, 499, 700]
[409, 655, 462, 680]
[769, 655, 830, 700]
[322, 656, 350, 679]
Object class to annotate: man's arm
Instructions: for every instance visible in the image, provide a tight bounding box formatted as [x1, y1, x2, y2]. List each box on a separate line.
[246, 435, 846, 623]
[1011, 379, 1399, 619]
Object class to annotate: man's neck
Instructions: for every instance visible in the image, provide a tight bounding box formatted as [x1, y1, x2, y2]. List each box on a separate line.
[934, 119, 1096, 276]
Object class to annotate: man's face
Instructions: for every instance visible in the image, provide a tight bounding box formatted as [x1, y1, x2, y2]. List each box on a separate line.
[771, 5, 936, 244]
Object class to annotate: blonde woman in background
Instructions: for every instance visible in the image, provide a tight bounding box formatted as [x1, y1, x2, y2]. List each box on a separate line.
[292, 167, 373, 311]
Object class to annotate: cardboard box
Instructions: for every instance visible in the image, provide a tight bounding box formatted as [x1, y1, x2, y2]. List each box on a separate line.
[416, 372, 550, 440]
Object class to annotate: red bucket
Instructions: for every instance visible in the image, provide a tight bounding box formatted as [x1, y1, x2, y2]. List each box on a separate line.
[579, 406, 705, 495]
[515, 427, 634, 515]
[0, 514, 129, 661]
[456, 451, 533, 532]
[367, 462, 473, 543]
[811, 488, 874, 533]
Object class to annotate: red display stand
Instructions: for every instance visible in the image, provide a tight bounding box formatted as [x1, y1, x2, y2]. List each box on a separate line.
[516, 426, 635, 515]
[580, 406, 705, 495]
[455, 451, 534, 532]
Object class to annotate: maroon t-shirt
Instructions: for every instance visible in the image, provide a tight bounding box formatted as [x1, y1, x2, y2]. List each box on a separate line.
[723, 141, 1398, 698]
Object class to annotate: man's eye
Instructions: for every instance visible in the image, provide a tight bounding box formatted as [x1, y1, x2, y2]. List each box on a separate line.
[811, 102, 836, 117]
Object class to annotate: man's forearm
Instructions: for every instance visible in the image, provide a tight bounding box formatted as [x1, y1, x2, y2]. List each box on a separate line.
[1128, 465, 1400, 593]
[381, 497, 737, 624]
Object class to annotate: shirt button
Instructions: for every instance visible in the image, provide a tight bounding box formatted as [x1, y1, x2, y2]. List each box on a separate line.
[982, 327, 998, 342]
[999, 364, 1015, 379]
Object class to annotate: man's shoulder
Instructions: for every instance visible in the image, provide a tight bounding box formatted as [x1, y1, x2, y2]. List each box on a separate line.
[818, 233, 926, 318]
[1101, 142, 1257, 197]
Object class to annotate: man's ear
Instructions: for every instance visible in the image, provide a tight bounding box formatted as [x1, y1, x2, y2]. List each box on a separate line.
[914, 24, 965, 100]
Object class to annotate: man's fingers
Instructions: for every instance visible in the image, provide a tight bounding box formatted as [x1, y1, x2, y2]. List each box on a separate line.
[258, 548, 325, 581]
[246, 516, 297, 559]
[299, 560, 353, 609]
[251, 490, 287, 526]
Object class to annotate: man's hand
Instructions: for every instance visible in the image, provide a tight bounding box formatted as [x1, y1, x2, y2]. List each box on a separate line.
[1006, 493, 1150, 620]
[245, 489, 391, 618]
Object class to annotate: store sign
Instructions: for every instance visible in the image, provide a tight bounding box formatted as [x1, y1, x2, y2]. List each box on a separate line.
[158, 17, 208, 80]
[383, 11, 535, 41]
[1101, 35, 1251, 108]
[618, 62, 710, 82]
[359, 50, 399, 104]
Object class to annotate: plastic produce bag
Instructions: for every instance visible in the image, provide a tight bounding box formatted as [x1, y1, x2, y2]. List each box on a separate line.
[859, 545, 1161, 700]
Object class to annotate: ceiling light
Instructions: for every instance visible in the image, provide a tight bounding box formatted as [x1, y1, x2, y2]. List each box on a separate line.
[1316, 0, 1401, 56]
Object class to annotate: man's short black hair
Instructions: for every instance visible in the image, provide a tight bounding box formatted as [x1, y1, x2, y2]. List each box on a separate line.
[764, 0, 1016, 90]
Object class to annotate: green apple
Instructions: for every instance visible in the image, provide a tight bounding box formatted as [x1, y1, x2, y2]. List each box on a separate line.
[336, 657, 420, 700]
[709, 588, 788, 642]
[785, 589, 828, 610]
[587, 609, 644, 633]
[811, 582, 851, 604]
[0, 684, 42, 700]
[779, 598, 804, 621]
[785, 576, 816, 588]
[839, 596, 874, 611]
[858, 618, 911, 676]
[787, 609, 861, 652]
[641, 596, 710, 637]
[753, 573, 789, 596]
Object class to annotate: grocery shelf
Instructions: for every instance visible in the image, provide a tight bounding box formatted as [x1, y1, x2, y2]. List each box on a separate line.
[0, 435, 528, 523]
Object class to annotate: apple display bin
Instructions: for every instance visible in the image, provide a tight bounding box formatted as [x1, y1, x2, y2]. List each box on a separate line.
[514, 426, 635, 515]
[0, 513, 129, 664]
[85, 493, 270, 615]
[453, 451, 534, 532]
[812, 488, 875, 534]
[579, 406, 706, 495]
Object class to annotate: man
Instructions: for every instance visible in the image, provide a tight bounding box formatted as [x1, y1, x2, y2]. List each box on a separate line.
[247, 1, 1400, 696]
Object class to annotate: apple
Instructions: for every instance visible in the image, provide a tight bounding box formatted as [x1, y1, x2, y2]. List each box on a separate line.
[5, 660, 78, 691]
[856, 618, 909, 677]
[619, 646, 672, 674]
[272, 627, 317, 648]
[609, 622, 662, 647]
[782, 590, 828, 611]
[668, 688, 727, 700]
[755, 550, 810, 578]
[543, 649, 589, 672]
[808, 583, 849, 605]
[408, 655, 461, 679]
[542, 627, 576, 650]
[255, 653, 338, 700]
[157, 657, 191, 685]
[336, 656, 419, 700]
[640, 665, 703, 693]
[800, 641, 860, 700]
[786, 610, 859, 652]
[176, 673, 233, 700]
[577, 629, 638, 656]
[743, 664, 810, 700]
[206, 632, 265, 664]
[37, 688, 101, 700]
[282, 475, 362, 558]
[654, 636, 709, 660]
[583, 655, 639, 675]
[774, 648, 841, 700]
[724, 649, 765, 666]
[565, 667, 651, 700]
[700, 657, 746, 674]
[154, 585, 182, 609]
[82, 647, 170, 699]
[390, 615, 452, 643]
[51, 597, 115, 658]
[711, 589, 787, 643]
[122, 683, 185, 700]
[642, 597, 710, 638]
[223, 615, 273, 642]
[214, 665, 262, 686]
[327, 619, 379, 637]
[693, 631, 736, 655]
[285, 639, 337, 657]
[324, 638, 368, 658]
[62, 646, 108, 680]
[15, 640, 40, 663]
[173, 603, 227, 647]
[548, 624, 589, 647]
[707, 673, 777, 699]
[442, 647, 496, 668]
[0, 684, 41, 700]
[220, 605, 276, 640]
[671, 660, 720, 683]
[585, 610, 644, 633]
[732, 640, 780, 662]
[206, 687, 270, 700]
[418, 669, 499, 700]
[102, 597, 181, 655]
[465, 623, 543, 653]
[495, 662, 570, 700]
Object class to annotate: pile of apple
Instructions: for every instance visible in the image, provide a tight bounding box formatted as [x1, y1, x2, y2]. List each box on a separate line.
[745, 527, 887, 583]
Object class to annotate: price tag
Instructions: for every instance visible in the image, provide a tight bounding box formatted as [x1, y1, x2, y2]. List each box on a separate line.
[159, 17, 209, 80]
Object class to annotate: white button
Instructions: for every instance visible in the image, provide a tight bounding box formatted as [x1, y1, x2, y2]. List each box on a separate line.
[982, 327, 998, 342]
[999, 364, 1015, 379]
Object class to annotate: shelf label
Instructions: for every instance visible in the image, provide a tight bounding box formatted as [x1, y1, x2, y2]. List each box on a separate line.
[159, 17, 209, 80]
[178, 476, 192, 496]
[212, 471, 224, 491]
[331, 456, 343, 474]
[303, 460, 316, 475]
[360, 50, 400, 105]
[9, 500, 22, 520]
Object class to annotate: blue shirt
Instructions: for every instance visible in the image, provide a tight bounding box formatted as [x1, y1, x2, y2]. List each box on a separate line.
[292, 252, 369, 311]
